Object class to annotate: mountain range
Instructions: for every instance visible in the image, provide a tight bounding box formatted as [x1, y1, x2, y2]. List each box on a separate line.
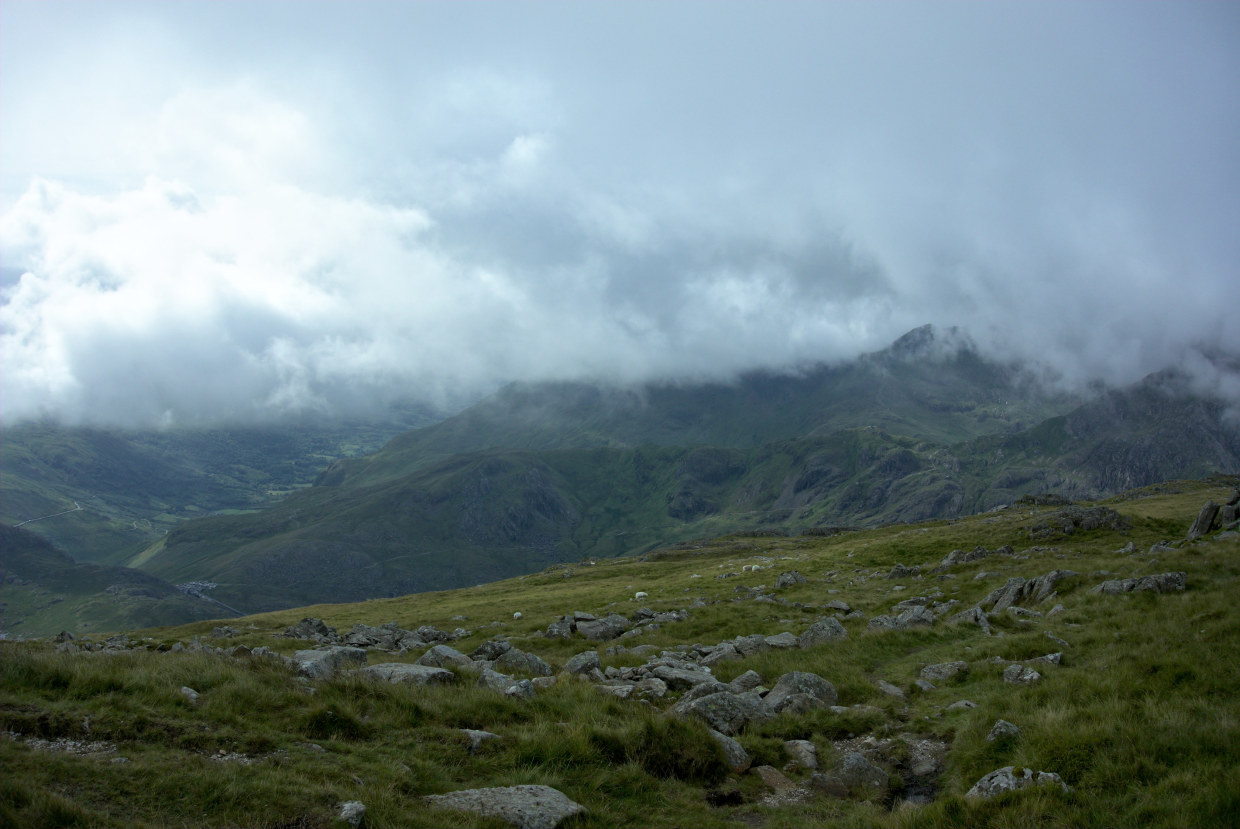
[2, 325, 1238, 632]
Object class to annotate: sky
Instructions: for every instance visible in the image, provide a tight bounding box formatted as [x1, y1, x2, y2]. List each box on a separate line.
[2, 1, 1238, 427]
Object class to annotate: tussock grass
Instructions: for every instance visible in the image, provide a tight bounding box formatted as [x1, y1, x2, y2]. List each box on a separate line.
[3, 480, 1238, 827]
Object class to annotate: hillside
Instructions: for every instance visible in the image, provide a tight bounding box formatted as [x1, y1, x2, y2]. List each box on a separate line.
[0, 525, 232, 638]
[132, 350, 1240, 615]
[2, 480, 1237, 828]
[0, 406, 441, 566]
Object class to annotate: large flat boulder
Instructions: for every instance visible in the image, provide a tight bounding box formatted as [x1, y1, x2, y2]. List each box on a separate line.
[424, 784, 585, 829]
[354, 663, 454, 686]
[291, 646, 366, 679]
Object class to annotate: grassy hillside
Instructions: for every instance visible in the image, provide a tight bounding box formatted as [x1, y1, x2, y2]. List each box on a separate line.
[0, 525, 231, 638]
[2, 479, 1237, 828]
[0, 408, 441, 566]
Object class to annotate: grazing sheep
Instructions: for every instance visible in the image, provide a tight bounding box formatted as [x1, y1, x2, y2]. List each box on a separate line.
[634, 591, 648, 600]
[513, 612, 523, 620]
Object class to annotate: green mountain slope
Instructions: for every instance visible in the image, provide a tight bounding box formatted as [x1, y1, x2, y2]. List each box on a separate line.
[0, 407, 441, 566]
[0, 525, 231, 637]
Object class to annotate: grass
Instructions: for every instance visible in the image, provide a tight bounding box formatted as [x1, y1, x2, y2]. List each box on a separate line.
[2, 479, 1238, 828]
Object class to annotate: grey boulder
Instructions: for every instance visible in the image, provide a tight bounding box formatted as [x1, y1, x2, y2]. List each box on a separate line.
[966, 766, 1069, 799]
[354, 663, 454, 686]
[424, 784, 585, 829]
[765, 671, 838, 711]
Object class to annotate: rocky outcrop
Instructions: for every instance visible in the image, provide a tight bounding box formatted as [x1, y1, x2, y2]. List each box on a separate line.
[936, 544, 1014, 571]
[354, 663, 454, 686]
[424, 785, 585, 829]
[1090, 571, 1186, 595]
[981, 570, 1077, 613]
[671, 690, 775, 735]
[1029, 506, 1130, 539]
[812, 752, 888, 796]
[965, 766, 1069, 799]
[797, 616, 847, 648]
[920, 661, 968, 682]
[775, 571, 807, 588]
[709, 729, 752, 773]
[1187, 501, 1221, 540]
[291, 646, 366, 679]
[764, 671, 838, 711]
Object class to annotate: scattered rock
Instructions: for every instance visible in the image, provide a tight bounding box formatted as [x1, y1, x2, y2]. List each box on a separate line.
[936, 544, 1014, 571]
[965, 766, 1069, 799]
[563, 650, 601, 675]
[494, 648, 553, 677]
[292, 646, 367, 679]
[505, 679, 537, 699]
[701, 643, 742, 666]
[339, 800, 366, 828]
[875, 680, 905, 700]
[1091, 572, 1187, 595]
[981, 570, 1077, 613]
[415, 645, 474, 671]
[798, 616, 848, 648]
[764, 632, 799, 649]
[754, 765, 796, 790]
[673, 690, 775, 735]
[575, 614, 631, 641]
[987, 719, 1022, 742]
[728, 670, 764, 692]
[920, 661, 968, 683]
[179, 686, 201, 705]
[775, 571, 807, 588]
[765, 671, 838, 711]
[355, 663, 454, 686]
[887, 563, 922, 579]
[1002, 664, 1041, 684]
[284, 617, 339, 644]
[1029, 506, 1129, 539]
[423, 785, 585, 829]
[813, 751, 888, 796]
[709, 728, 752, 773]
[945, 699, 977, 711]
[783, 739, 818, 769]
[824, 599, 852, 613]
[471, 639, 513, 660]
[1187, 501, 1221, 540]
[948, 606, 993, 636]
[460, 729, 501, 753]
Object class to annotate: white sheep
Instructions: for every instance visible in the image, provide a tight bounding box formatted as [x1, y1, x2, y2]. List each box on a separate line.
[513, 611, 523, 620]
[634, 591, 648, 600]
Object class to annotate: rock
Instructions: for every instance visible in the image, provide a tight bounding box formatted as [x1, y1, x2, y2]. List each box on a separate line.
[875, 680, 905, 700]
[1007, 607, 1043, 619]
[1091, 571, 1187, 595]
[949, 606, 993, 636]
[728, 670, 764, 692]
[415, 645, 474, 671]
[292, 647, 367, 679]
[494, 648, 553, 677]
[424, 784, 585, 829]
[1002, 664, 1041, 684]
[945, 699, 977, 711]
[651, 664, 715, 690]
[575, 614, 631, 641]
[982, 570, 1077, 613]
[813, 752, 888, 796]
[920, 661, 968, 682]
[764, 632, 799, 649]
[634, 677, 668, 698]
[673, 690, 775, 735]
[777, 693, 831, 715]
[913, 679, 936, 692]
[753, 765, 796, 790]
[965, 766, 1069, 799]
[775, 571, 807, 588]
[596, 683, 634, 698]
[354, 663, 454, 686]
[477, 669, 518, 692]
[505, 679, 536, 699]
[987, 719, 1022, 742]
[708, 729, 751, 773]
[339, 800, 366, 828]
[470, 640, 513, 660]
[731, 633, 771, 656]
[543, 617, 574, 639]
[179, 686, 201, 705]
[824, 600, 852, 613]
[765, 671, 838, 711]
[1187, 501, 1221, 540]
[798, 616, 848, 648]
[887, 563, 922, 579]
[460, 729, 501, 753]
[284, 617, 339, 643]
[563, 650, 601, 675]
[869, 606, 934, 630]
[701, 643, 741, 667]
[936, 545, 1014, 571]
[783, 739, 818, 769]
[1029, 506, 1129, 539]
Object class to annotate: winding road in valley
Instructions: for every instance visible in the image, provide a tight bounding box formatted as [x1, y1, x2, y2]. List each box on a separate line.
[14, 502, 83, 527]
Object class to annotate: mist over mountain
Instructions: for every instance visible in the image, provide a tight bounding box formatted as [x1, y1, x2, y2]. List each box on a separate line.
[2, 4, 1237, 428]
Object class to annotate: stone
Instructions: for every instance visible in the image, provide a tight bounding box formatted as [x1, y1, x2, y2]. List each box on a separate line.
[987, 719, 1022, 742]
[965, 766, 1069, 799]
[460, 729, 501, 753]
[1187, 501, 1221, 540]
[887, 563, 921, 579]
[424, 785, 585, 829]
[284, 617, 339, 643]
[701, 643, 742, 667]
[982, 570, 1077, 613]
[945, 699, 977, 711]
[753, 765, 796, 790]
[732, 633, 771, 656]
[563, 650, 601, 675]
[494, 648, 553, 677]
[775, 571, 807, 588]
[798, 616, 848, 648]
[1002, 664, 1041, 684]
[1091, 571, 1187, 595]
[764, 632, 799, 649]
[339, 800, 366, 829]
[813, 751, 888, 796]
[776, 693, 830, 715]
[875, 680, 905, 700]
[505, 679, 536, 699]
[575, 614, 631, 641]
[470, 639, 513, 660]
[673, 690, 775, 735]
[651, 665, 716, 691]
[416, 645, 474, 671]
[709, 728, 752, 773]
[1028, 506, 1129, 539]
[783, 739, 818, 769]
[179, 686, 201, 705]
[868, 606, 935, 630]
[728, 670, 764, 692]
[824, 600, 852, 613]
[634, 676, 668, 698]
[936, 544, 1014, 571]
[765, 671, 838, 711]
[543, 617, 574, 639]
[913, 679, 936, 692]
[354, 663, 454, 686]
[477, 668, 518, 692]
[949, 606, 993, 636]
[292, 647, 367, 679]
[920, 661, 968, 682]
